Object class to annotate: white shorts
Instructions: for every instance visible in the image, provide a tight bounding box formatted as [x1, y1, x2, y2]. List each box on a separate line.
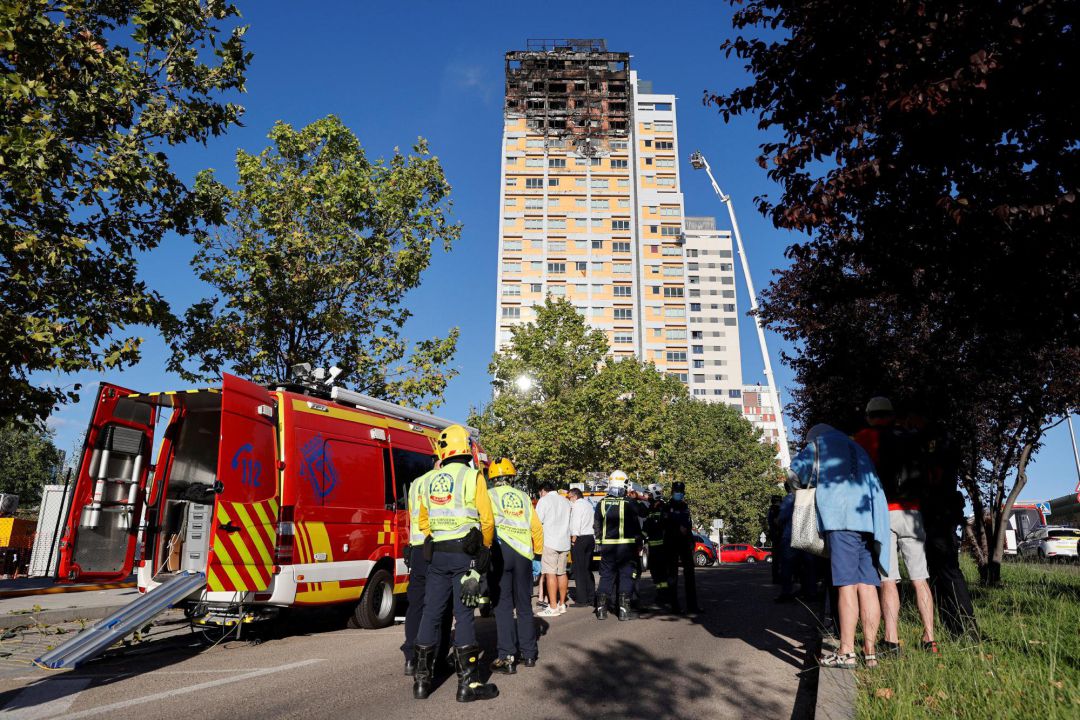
[882, 508, 929, 581]
[541, 548, 568, 575]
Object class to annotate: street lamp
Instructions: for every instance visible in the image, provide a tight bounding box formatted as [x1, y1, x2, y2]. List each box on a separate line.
[689, 151, 792, 468]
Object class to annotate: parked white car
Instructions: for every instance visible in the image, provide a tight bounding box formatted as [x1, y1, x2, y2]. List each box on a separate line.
[1017, 526, 1080, 562]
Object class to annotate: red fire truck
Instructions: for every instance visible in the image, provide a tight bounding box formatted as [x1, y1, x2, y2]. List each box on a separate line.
[56, 374, 484, 635]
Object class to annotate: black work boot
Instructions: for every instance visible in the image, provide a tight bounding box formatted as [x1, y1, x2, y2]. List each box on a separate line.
[617, 593, 636, 621]
[404, 657, 416, 676]
[412, 644, 436, 700]
[490, 655, 516, 675]
[595, 593, 609, 620]
[454, 645, 499, 702]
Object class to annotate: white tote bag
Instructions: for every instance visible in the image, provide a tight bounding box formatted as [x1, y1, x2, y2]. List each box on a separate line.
[790, 439, 828, 557]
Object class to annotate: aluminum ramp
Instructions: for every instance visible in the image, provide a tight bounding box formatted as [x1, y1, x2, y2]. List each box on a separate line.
[35, 571, 206, 669]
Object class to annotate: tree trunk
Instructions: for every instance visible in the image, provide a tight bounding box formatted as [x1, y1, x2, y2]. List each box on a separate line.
[985, 440, 1036, 586]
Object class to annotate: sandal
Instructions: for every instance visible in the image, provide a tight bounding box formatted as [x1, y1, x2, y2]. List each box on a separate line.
[922, 640, 940, 654]
[863, 652, 878, 668]
[819, 651, 858, 669]
[881, 640, 902, 658]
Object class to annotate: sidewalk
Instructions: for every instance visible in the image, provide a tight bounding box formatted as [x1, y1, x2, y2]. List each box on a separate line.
[0, 578, 138, 629]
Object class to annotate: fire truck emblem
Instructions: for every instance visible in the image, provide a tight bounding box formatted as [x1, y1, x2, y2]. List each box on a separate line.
[501, 491, 525, 519]
[428, 472, 455, 506]
[299, 435, 339, 499]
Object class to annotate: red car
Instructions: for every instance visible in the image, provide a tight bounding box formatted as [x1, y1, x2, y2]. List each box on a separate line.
[693, 533, 718, 566]
[718, 544, 772, 564]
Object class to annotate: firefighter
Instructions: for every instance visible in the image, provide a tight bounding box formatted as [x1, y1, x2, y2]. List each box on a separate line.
[411, 425, 499, 702]
[665, 480, 699, 613]
[643, 492, 671, 609]
[486, 458, 545, 674]
[593, 470, 642, 621]
[401, 461, 454, 677]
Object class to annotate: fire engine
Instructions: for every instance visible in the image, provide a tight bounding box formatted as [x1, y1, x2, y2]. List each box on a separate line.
[41, 373, 484, 668]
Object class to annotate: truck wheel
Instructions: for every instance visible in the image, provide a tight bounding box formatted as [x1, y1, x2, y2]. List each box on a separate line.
[353, 568, 396, 629]
[745, 556, 757, 564]
[694, 551, 709, 567]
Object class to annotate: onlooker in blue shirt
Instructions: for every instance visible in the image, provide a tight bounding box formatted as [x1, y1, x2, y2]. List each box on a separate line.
[789, 424, 890, 669]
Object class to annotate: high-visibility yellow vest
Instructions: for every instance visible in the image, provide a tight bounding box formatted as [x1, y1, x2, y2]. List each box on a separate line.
[407, 473, 429, 547]
[489, 484, 534, 560]
[421, 463, 480, 542]
[598, 497, 636, 545]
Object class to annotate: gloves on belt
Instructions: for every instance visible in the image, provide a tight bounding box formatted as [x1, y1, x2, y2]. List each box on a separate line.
[475, 544, 491, 574]
[461, 569, 486, 608]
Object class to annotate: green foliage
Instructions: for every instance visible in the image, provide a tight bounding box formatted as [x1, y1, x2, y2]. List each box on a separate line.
[166, 116, 462, 410]
[0, 421, 63, 504]
[857, 559, 1080, 719]
[0, 0, 250, 423]
[471, 298, 782, 536]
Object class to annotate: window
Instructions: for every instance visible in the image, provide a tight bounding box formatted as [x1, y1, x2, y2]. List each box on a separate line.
[548, 219, 566, 229]
[661, 225, 681, 236]
[657, 177, 676, 187]
[724, 318, 737, 326]
[617, 178, 629, 188]
[666, 351, 687, 363]
[660, 206, 680, 216]
[525, 197, 543, 209]
[575, 198, 587, 208]
[611, 159, 628, 169]
[617, 198, 630, 208]
[645, 158, 653, 166]
[530, 261, 543, 272]
[591, 178, 607, 189]
[574, 239, 588, 251]
[693, 360, 704, 369]
[686, 249, 699, 257]
[591, 199, 609, 210]
[612, 220, 630, 231]
[669, 372, 688, 383]
[526, 139, 544, 148]
[614, 333, 633, 345]
[662, 266, 683, 276]
[575, 177, 587, 187]
[549, 158, 566, 168]
[590, 157, 602, 166]
[504, 197, 517, 208]
[501, 306, 521, 318]
[688, 289, 700, 297]
[548, 177, 559, 187]
[575, 261, 588, 272]
[661, 246, 682, 256]
[613, 285, 632, 297]
[656, 140, 674, 150]
[656, 158, 675, 168]
[390, 448, 434, 509]
[549, 197, 560, 208]
[693, 389, 706, 396]
[525, 178, 543, 189]
[664, 307, 686, 317]
[729, 389, 742, 399]
[611, 140, 628, 150]
[692, 345, 704, 354]
[723, 303, 736, 312]
[690, 303, 701, 312]
[503, 239, 522, 251]
[505, 178, 517, 187]
[667, 329, 687, 340]
[530, 283, 543, 292]
[524, 219, 542, 229]
[613, 308, 633, 320]
[502, 284, 521, 296]
[691, 331, 703, 339]
[547, 262, 566, 274]
[663, 287, 684, 298]
[591, 239, 604, 250]
[613, 263, 632, 274]
[501, 262, 521, 273]
[549, 285, 566, 296]
[655, 120, 673, 131]
[548, 240, 566, 251]
[612, 242, 631, 253]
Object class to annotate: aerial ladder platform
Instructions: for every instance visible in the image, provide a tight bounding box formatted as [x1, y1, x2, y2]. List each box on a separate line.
[35, 571, 206, 669]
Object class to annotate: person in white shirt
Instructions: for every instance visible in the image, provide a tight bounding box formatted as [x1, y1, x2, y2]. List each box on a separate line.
[568, 488, 596, 607]
[535, 482, 572, 616]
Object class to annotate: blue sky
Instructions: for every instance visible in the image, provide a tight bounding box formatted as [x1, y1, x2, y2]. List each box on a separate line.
[38, 1, 1080, 504]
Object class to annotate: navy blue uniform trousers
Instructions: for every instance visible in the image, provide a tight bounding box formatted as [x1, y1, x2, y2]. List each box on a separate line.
[597, 544, 637, 597]
[490, 541, 538, 661]
[401, 545, 452, 661]
[417, 550, 476, 648]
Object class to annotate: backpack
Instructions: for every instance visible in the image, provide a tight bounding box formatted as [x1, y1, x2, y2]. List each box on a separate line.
[876, 427, 927, 502]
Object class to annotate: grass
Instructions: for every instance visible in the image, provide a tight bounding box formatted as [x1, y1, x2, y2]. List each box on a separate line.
[857, 557, 1080, 719]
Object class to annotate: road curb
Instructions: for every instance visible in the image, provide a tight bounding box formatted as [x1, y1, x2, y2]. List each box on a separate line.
[0, 603, 127, 630]
[0, 580, 136, 600]
[814, 653, 857, 720]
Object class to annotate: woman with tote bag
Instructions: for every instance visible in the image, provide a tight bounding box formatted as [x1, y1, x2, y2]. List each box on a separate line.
[789, 424, 891, 669]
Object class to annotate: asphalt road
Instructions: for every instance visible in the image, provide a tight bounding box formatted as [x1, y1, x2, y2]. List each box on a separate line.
[0, 564, 817, 720]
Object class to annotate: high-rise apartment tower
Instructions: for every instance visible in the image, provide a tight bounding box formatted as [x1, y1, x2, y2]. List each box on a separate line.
[495, 39, 744, 407]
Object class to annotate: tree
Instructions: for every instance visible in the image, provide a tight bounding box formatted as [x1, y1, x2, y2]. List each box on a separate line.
[1, 1, 250, 423]
[471, 298, 783, 538]
[707, 0, 1080, 581]
[166, 116, 462, 410]
[0, 421, 63, 505]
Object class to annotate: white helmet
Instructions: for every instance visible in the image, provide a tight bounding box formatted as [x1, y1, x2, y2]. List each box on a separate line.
[608, 470, 627, 497]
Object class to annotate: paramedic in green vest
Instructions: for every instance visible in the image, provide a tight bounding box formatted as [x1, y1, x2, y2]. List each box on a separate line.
[485, 458, 545, 675]
[411, 425, 499, 703]
[401, 459, 452, 677]
[593, 470, 643, 621]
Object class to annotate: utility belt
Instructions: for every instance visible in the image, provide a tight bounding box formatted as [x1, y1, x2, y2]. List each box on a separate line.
[424, 526, 485, 562]
[647, 539, 664, 547]
[432, 539, 468, 554]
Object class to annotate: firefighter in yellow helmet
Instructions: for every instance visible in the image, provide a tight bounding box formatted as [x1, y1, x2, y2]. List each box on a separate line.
[594, 470, 643, 620]
[410, 425, 499, 702]
[486, 458, 544, 674]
